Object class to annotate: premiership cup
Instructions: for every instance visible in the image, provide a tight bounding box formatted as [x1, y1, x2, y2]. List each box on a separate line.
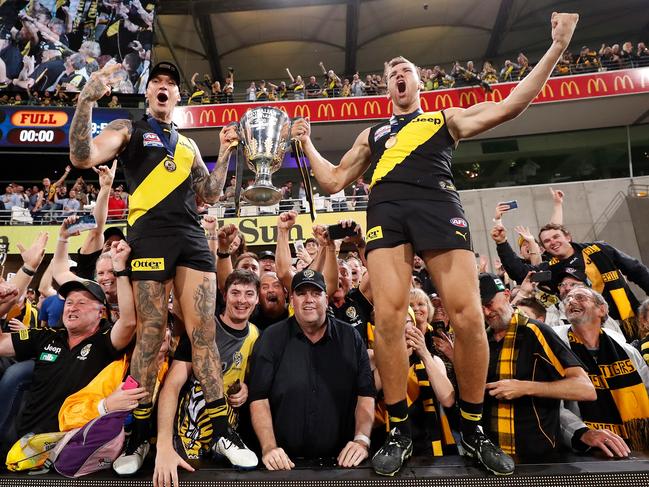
[238, 106, 292, 205]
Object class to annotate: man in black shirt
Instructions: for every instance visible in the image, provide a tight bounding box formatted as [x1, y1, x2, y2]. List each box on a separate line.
[479, 273, 594, 461]
[248, 270, 375, 470]
[0, 272, 136, 443]
[305, 75, 321, 98]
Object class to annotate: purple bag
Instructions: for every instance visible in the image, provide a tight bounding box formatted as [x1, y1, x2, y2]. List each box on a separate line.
[50, 410, 128, 478]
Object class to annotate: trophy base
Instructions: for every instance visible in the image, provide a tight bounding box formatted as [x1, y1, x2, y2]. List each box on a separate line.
[243, 186, 283, 206]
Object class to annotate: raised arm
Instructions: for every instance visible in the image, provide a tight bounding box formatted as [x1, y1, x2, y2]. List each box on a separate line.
[549, 187, 564, 225]
[275, 211, 298, 292]
[109, 240, 137, 350]
[52, 164, 71, 189]
[52, 217, 82, 286]
[69, 64, 132, 168]
[291, 120, 372, 194]
[445, 13, 578, 141]
[189, 125, 237, 204]
[81, 160, 117, 254]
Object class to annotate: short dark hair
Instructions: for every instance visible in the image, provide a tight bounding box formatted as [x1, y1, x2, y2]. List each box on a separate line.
[234, 252, 258, 269]
[384, 56, 418, 79]
[516, 298, 546, 320]
[224, 269, 260, 295]
[304, 238, 317, 246]
[538, 223, 571, 243]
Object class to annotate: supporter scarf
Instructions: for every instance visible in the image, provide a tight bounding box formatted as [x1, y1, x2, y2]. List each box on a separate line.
[549, 243, 639, 339]
[568, 328, 649, 450]
[73, 0, 98, 34]
[490, 311, 527, 455]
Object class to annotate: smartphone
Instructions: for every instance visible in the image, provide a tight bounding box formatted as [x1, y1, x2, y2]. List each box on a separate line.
[327, 223, 357, 240]
[530, 270, 552, 283]
[431, 320, 446, 336]
[123, 375, 139, 390]
[67, 214, 97, 234]
[499, 200, 518, 211]
[294, 240, 305, 253]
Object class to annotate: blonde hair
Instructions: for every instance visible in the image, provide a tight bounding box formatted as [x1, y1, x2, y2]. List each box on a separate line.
[384, 56, 420, 81]
[409, 288, 434, 324]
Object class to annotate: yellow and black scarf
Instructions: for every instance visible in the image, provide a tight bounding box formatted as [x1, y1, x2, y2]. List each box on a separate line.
[568, 329, 649, 450]
[490, 311, 527, 454]
[549, 243, 639, 340]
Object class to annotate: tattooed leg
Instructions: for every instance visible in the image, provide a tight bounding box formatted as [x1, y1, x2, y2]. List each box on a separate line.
[131, 279, 171, 400]
[174, 266, 222, 402]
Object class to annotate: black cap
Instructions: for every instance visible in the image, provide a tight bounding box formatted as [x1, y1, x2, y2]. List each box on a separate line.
[148, 61, 181, 86]
[291, 269, 327, 293]
[559, 267, 591, 286]
[103, 226, 126, 242]
[258, 250, 275, 261]
[479, 272, 506, 305]
[59, 279, 107, 305]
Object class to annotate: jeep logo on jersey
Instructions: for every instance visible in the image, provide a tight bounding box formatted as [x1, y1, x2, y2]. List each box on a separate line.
[131, 258, 165, 270]
[450, 218, 468, 228]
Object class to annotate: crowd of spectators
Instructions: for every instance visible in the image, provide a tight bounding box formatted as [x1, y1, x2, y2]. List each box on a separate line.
[0, 0, 155, 105]
[1, 166, 128, 224]
[179, 39, 649, 105]
[1, 167, 649, 479]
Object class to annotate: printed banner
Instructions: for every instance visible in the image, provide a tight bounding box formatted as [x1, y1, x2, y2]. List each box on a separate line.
[174, 68, 649, 129]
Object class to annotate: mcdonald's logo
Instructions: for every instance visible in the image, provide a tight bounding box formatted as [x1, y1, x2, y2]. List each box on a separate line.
[220, 108, 238, 124]
[560, 80, 580, 97]
[176, 110, 194, 127]
[364, 100, 381, 116]
[587, 78, 607, 94]
[294, 104, 311, 119]
[278, 105, 288, 114]
[459, 91, 478, 107]
[198, 109, 218, 125]
[341, 102, 358, 117]
[539, 82, 554, 98]
[434, 93, 453, 110]
[317, 103, 335, 118]
[420, 96, 429, 111]
[485, 88, 503, 102]
[613, 75, 634, 91]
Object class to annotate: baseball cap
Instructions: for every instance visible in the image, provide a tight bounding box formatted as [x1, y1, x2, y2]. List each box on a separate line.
[479, 272, 507, 305]
[291, 269, 327, 293]
[258, 250, 275, 261]
[148, 61, 181, 86]
[559, 267, 591, 286]
[59, 279, 107, 305]
[103, 226, 126, 242]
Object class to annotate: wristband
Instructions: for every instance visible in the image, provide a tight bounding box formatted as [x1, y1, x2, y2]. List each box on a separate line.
[216, 250, 231, 258]
[98, 399, 109, 416]
[58, 237, 68, 243]
[353, 433, 370, 448]
[21, 265, 36, 277]
[113, 268, 130, 277]
[207, 236, 219, 241]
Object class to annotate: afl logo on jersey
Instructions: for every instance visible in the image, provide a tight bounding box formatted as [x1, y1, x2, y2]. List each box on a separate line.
[143, 132, 164, 147]
[450, 217, 468, 228]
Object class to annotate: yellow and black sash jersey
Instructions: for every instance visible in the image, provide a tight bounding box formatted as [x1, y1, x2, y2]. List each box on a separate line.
[120, 116, 203, 239]
[367, 111, 459, 206]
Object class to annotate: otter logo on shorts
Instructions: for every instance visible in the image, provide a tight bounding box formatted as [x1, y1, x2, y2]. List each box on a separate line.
[131, 258, 165, 271]
[366, 226, 383, 243]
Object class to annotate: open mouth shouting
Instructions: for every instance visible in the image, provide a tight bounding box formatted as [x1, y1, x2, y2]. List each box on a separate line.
[397, 79, 407, 94]
[157, 91, 169, 103]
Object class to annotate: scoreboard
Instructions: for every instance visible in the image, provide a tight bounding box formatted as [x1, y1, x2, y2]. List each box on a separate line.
[0, 107, 132, 148]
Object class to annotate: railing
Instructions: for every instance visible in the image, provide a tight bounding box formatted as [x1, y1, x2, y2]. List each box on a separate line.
[0, 195, 371, 226]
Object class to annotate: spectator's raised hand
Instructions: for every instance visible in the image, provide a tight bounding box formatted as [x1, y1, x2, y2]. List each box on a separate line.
[490, 224, 507, 244]
[217, 224, 239, 253]
[110, 240, 131, 270]
[18, 232, 48, 271]
[93, 159, 117, 189]
[494, 203, 510, 222]
[80, 63, 123, 102]
[339, 219, 364, 247]
[406, 324, 430, 360]
[0, 281, 19, 303]
[550, 187, 564, 204]
[312, 224, 332, 247]
[277, 210, 297, 230]
[201, 215, 217, 233]
[514, 225, 535, 244]
[60, 215, 80, 239]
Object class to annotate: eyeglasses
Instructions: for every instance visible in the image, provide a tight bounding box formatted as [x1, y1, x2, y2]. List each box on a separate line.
[564, 293, 593, 304]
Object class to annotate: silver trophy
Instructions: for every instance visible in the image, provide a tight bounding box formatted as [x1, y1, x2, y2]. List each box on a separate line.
[238, 106, 292, 205]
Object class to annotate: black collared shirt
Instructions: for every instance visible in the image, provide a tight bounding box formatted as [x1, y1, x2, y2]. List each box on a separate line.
[11, 321, 120, 436]
[248, 315, 375, 458]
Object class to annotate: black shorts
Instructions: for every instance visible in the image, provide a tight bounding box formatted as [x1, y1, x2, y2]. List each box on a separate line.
[128, 233, 215, 281]
[365, 200, 473, 254]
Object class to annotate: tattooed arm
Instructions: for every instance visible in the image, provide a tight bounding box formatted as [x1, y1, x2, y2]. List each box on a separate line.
[189, 124, 239, 204]
[69, 63, 132, 168]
